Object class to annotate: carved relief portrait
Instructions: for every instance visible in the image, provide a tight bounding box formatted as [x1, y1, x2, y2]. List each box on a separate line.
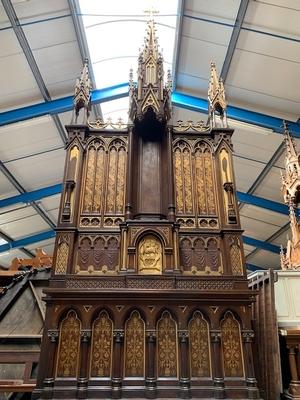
[138, 235, 162, 274]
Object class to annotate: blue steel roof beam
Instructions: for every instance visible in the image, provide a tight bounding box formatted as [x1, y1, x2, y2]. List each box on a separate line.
[1, 0, 67, 143]
[171, 0, 185, 89]
[0, 230, 56, 254]
[0, 229, 34, 259]
[171, 92, 300, 136]
[243, 236, 280, 254]
[246, 263, 267, 272]
[221, 0, 249, 82]
[0, 161, 55, 230]
[0, 83, 129, 126]
[67, 0, 102, 119]
[1, 88, 300, 135]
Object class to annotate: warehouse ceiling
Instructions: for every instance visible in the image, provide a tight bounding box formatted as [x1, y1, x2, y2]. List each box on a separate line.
[0, 0, 300, 271]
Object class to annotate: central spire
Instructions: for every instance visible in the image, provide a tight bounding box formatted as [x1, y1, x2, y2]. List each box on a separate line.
[129, 17, 172, 124]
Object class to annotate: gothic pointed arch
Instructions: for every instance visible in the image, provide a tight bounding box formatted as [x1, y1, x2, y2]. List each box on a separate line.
[124, 310, 145, 377]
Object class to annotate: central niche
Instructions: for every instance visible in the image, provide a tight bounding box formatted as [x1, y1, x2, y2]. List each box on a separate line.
[138, 234, 162, 274]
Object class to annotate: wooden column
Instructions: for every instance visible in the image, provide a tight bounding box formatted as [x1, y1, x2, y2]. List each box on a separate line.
[288, 346, 299, 382]
[125, 127, 133, 219]
[145, 330, 157, 398]
[77, 329, 91, 399]
[41, 329, 59, 399]
[210, 330, 225, 399]
[167, 127, 175, 221]
[112, 329, 124, 399]
[178, 330, 191, 398]
[242, 330, 260, 399]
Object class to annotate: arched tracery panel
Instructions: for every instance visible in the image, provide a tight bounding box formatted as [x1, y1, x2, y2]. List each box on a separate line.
[83, 140, 106, 213]
[105, 139, 126, 214]
[90, 310, 113, 377]
[157, 311, 178, 378]
[56, 310, 81, 378]
[173, 141, 193, 215]
[188, 311, 211, 377]
[220, 312, 244, 377]
[124, 311, 145, 377]
[194, 141, 217, 216]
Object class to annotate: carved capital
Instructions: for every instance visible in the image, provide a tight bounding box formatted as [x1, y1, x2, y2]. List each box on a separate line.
[242, 330, 254, 342]
[81, 329, 92, 343]
[146, 330, 156, 342]
[113, 329, 124, 342]
[47, 329, 59, 343]
[223, 182, 234, 193]
[210, 330, 221, 342]
[178, 330, 189, 342]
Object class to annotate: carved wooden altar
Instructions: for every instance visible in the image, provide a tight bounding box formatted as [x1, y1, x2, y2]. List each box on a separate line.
[33, 19, 260, 399]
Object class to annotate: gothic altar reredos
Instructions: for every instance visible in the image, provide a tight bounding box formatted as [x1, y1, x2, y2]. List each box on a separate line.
[33, 19, 260, 400]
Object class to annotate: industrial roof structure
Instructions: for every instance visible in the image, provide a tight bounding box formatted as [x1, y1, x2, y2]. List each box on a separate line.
[0, 0, 299, 271]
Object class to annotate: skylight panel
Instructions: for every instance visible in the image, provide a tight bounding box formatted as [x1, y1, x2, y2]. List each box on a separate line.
[79, 0, 179, 121]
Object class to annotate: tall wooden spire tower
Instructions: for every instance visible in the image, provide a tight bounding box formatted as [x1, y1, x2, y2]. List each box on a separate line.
[34, 19, 260, 400]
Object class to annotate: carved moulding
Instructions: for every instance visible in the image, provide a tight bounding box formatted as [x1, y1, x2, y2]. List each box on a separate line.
[173, 120, 210, 133]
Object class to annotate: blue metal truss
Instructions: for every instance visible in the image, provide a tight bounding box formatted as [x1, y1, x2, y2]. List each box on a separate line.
[245, 263, 266, 272]
[1, 84, 300, 136]
[0, 230, 56, 253]
[243, 236, 280, 254]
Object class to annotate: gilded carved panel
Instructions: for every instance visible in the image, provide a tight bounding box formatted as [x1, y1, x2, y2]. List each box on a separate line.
[81, 138, 127, 221]
[124, 311, 145, 377]
[157, 311, 178, 377]
[188, 311, 211, 377]
[56, 310, 81, 377]
[194, 142, 217, 216]
[138, 235, 162, 274]
[55, 235, 70, 275]
[173, 141, 194, 215]
[221, 312, 244, 377]
[229, 236, 244, 275]
[90, 311, 113, 377]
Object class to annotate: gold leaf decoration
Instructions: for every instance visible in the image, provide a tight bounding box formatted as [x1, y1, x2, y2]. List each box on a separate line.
[124, 311, 145, 377]
[90, 310, 113, 377]
[189, 311, 211, 377]
[221, 312, 244, 377]
[55, 241, 69, 275]
[157, 311, 178, 377]
[56, 310, 81, 377]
